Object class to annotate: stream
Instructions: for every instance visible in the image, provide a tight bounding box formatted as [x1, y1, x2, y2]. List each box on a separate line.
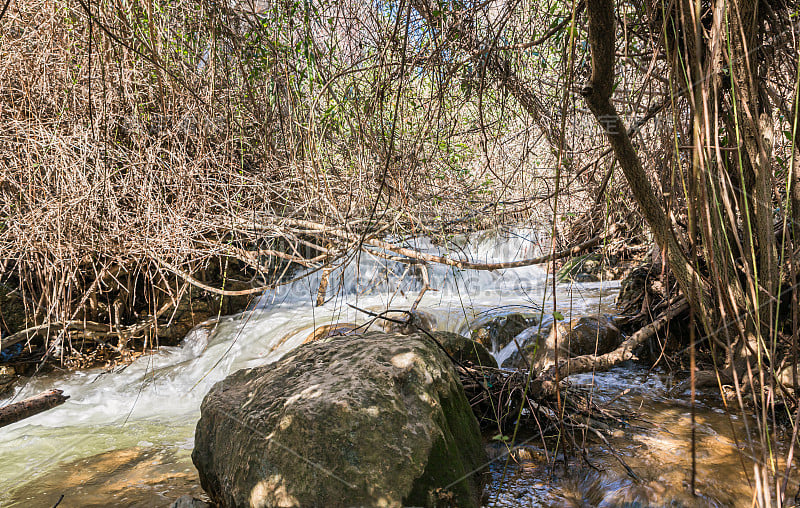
[0, 230, 794, 507]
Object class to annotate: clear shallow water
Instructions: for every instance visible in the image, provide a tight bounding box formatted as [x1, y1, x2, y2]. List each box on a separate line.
[0, 229, 787, 506]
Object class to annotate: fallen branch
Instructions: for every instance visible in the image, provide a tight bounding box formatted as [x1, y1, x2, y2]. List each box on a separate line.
[288, 218, 619, 271]
[154, 219, 620, 297]
[0, 389, 69, 429]
[535, 298, 689, 396]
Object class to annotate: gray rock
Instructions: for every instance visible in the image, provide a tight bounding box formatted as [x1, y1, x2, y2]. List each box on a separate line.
[192, 331, 486, 508]
[468, 312, 538, 352]
[168, 495, 211, 508]
[380, 309, 437, 334]
[503, 314, 622, 372]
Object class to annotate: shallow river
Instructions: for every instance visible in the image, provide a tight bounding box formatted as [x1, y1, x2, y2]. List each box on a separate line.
[0, 231, 794, 506]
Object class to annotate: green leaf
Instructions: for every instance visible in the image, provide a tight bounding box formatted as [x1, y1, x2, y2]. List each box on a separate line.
[553, 311, 564, 321]
[492, 433, 510, 442]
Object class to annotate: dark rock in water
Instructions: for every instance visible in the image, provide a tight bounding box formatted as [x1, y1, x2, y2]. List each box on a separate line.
[433, 331, 497, 369]
[380, 309, 437, 334]
[499, 322, 552, 369]
[169, 495, 211, 508]
[160, 286, 250, 343]
[192, 331, 486, 508]
[573, 272, 600, 282]
[469, 312, 538, 352]
[503, 314, 622, 372]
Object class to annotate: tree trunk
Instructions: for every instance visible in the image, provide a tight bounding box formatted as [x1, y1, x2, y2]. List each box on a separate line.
[581, 0, 712, 319]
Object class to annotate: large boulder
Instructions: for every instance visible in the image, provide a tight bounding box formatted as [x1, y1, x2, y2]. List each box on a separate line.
[503, 314, 622, 372]
[192, 331, 486, 508]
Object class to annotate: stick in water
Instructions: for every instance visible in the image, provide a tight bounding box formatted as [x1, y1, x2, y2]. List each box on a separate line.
[0, 389, 69, 429]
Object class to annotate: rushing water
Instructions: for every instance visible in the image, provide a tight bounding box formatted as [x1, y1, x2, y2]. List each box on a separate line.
[0, 230, 792, 506]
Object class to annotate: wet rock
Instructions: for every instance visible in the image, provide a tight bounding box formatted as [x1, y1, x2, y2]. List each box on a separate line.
[469, 312, 538, 352]
[303, 322, 359, 344]
[434, 331, 497, 368]
[158, 286, 251, 343]
[499, 323, 552, 369]
[193, 331, 486, 508]
[380, 309, 437, 334]
[668, 370, 724, 396]
[503, 314, 621, 372]
[5, 446, 206, 507]
[170, 495, 211, 508]
[573, 272, 600, 282]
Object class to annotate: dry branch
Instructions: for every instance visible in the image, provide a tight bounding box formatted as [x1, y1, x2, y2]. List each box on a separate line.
[288, 218, 619, 271]
[535, 298, 689, 396]
[0, 290, 186, 352]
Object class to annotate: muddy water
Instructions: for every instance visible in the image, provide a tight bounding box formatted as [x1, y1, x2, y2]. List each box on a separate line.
[484, 364, 783, 507]
[0, 230, 792, 506]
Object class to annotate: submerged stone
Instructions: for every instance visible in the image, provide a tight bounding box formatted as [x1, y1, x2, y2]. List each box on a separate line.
[192, 331, 486, 508]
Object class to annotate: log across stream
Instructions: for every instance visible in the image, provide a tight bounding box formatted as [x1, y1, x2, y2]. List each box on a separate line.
[0, 230, 793, 506]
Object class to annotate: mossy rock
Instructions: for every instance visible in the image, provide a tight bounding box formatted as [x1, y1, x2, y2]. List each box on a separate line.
[431, 331, 498, 369]
[193, 331, 486, 508]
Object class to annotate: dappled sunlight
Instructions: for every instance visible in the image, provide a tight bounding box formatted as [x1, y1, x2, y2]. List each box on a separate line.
[250, 475, 298, 508]
[485, 364, 788, 507]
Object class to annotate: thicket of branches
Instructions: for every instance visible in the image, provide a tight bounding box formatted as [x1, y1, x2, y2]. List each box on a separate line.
[4, 0, 800, 500]
[1, 0, 589, 360]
